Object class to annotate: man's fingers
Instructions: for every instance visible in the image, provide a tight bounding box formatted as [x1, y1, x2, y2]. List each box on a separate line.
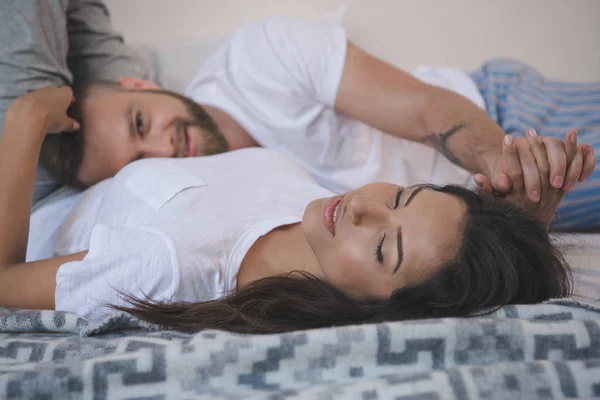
[515, 137, 542, 202]
[564, 147, 583, 192]
[542, 137, 568, 188]
[526, 129, 550, 192]
[503, 135, 525, 192]
[579, 145, 596, 182]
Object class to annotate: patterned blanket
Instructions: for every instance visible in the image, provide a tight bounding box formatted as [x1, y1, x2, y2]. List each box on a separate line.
[1, 299, 600, 399]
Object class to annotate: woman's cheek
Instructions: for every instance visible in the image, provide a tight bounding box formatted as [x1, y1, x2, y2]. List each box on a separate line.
[324, 245, 376, 295]
[328, 243, 367, 274]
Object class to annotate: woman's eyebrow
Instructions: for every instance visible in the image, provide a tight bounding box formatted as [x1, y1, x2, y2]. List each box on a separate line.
[394, 228, 403, 274]
[393, 186, 425, 274]
[405, 186, 424, 207]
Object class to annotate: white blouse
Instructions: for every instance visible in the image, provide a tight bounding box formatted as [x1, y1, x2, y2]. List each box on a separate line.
[53, 148, 333, 321]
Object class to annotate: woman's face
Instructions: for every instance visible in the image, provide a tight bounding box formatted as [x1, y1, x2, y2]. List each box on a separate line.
[302, 183, 467, 298]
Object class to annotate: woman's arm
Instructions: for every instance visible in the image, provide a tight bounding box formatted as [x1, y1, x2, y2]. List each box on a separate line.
[0, 86, 86, 309]
[0, 253, 86, 309]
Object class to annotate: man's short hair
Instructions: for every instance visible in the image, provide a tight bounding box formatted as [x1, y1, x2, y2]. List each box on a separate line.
[39, 81, 122, 189]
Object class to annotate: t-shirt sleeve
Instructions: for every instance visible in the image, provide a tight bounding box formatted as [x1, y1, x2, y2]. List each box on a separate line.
[192, 15, 348, 108]
[54, 224, 180, 321]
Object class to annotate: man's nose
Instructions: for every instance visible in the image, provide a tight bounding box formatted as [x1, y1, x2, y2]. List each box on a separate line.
[141, 131, 175, 158]
[349, 195, 388, 226]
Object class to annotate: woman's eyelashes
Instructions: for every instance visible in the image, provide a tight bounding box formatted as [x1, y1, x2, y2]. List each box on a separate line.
[375, 233, 386, 264]
[393, 188, 404, 208]
[376, 188, 404, 265]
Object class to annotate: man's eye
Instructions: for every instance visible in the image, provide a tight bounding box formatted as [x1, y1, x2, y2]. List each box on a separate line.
[135, 112, 144, 135]
[393, 188, 404, 209]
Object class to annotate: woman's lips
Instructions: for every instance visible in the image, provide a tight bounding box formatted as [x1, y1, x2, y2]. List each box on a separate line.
[323, 195, 344, 236]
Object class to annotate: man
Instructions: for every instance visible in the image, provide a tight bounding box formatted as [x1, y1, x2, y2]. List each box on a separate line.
[2, 1, 596, 230]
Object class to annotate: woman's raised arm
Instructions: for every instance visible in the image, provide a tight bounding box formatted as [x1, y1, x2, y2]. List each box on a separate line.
[0, 87, 86, 309]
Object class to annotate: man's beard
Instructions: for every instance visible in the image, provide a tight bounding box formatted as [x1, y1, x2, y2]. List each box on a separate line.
[197, 125, 229, 157]
[154, 88, 230, 157]
[180, 95, 229, 157]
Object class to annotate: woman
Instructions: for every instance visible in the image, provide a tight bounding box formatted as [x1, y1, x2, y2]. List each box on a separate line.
[0, 87, 594, 333]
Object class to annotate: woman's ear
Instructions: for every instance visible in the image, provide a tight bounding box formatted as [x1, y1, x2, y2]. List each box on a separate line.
[118, 76, 162, 90]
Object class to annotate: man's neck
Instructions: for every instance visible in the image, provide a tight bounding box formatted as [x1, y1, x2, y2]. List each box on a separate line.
[236, 223, 323, 290]
[202, 104, 260, 150]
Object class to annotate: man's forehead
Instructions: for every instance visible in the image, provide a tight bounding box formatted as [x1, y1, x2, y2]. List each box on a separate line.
[83, 90, 159, 115]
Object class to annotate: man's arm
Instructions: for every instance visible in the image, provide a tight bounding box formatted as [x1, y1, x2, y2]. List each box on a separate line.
[0, 87, 86, 309]
[335, 43, 506, 183]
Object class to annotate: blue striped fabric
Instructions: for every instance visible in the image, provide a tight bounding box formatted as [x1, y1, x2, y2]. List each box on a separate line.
[471, 58, 600, 230]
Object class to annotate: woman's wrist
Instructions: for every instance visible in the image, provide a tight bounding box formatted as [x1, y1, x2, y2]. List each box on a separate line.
[4, 99, 49, 143]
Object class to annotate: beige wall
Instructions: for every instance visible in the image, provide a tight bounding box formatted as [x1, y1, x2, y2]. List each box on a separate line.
[104, 0, 600, 81]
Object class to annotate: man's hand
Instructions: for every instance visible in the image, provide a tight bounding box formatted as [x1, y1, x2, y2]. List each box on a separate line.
[9, 86, 80, 136]
[474, 129, 595, 228]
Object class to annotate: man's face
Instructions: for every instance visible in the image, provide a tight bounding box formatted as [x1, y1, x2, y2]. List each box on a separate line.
[76, 88, 228, 185]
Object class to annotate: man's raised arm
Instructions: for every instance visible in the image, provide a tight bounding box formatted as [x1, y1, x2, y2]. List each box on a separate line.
[335, 43, 513, 192]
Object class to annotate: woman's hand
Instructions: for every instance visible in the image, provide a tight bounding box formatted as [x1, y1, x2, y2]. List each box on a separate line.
[9, 86, 80, 136]
[474, 129, 595, 228]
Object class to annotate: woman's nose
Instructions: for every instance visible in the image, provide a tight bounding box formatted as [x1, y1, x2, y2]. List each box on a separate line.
[348, 195, 388, 226]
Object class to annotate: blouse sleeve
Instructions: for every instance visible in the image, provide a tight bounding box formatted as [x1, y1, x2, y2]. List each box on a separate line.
[54, 224, 180, 321]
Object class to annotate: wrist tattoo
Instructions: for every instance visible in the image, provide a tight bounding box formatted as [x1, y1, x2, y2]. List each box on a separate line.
[420, 123, 470, 167]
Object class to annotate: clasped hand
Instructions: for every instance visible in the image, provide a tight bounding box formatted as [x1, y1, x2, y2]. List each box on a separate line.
[476, 129, 595, 228]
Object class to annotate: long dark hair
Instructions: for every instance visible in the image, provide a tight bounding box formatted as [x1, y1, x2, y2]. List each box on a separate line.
[113, 185, 572, 334]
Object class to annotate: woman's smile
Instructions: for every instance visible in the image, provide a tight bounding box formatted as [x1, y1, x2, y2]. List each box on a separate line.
[323, 195, 344, 235]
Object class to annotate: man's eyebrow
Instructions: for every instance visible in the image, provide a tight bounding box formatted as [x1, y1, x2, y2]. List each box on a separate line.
[393, 186, 425, 274]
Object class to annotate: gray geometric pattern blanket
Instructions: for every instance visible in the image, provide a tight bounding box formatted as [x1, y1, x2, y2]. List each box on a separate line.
[1, 299, 600, 399]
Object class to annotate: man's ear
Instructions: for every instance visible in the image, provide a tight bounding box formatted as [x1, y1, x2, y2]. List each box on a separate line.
[118, 76, 162, 90]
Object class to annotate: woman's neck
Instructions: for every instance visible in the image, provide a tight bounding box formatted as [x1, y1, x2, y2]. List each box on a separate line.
[236, 223, 323, 290]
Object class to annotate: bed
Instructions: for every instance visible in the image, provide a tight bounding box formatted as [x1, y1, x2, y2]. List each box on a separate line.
[1, 298, 600, 399]
[3, 4, 600, 399]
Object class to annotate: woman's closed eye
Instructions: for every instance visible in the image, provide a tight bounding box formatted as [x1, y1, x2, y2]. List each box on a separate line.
[376, 187, 405, 266]
[393, 188, 404, 208]
[375, 188, 404, 264]
[375, 233, 386, 264]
